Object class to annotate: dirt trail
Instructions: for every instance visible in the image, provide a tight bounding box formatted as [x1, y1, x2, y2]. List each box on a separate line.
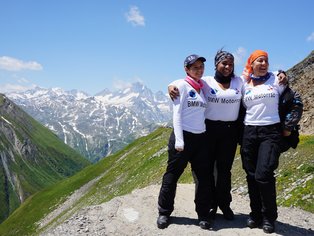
[41, 184, 314, 236]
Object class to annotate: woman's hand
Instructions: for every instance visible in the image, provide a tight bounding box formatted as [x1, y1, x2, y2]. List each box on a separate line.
[168, 85, 180, 100]
[175, 147, 184, 152]
[277, 70, 288, 85]
[282, 129, 292, 137]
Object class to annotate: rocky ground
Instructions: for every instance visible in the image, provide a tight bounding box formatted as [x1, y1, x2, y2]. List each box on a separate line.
[41, 184, 314, 236]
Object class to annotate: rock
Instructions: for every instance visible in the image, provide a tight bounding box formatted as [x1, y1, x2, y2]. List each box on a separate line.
[287, 50, 314, 134]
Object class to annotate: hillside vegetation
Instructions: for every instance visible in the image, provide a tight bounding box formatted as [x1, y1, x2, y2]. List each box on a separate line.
[0, 94, 90, 224]
[0, 127, 312, 236]
[231, 135, 314, 212]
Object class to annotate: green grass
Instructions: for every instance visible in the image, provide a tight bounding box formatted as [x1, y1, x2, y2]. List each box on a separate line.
[0, 162, 105, 236]
[0, 95, 90, 224]
[0, 127, 312, 236]
[276, 135, 314, 212]
[231, 135, 314, 213]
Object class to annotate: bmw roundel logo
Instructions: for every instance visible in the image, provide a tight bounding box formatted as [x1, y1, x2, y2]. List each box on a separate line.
[189, 90, 196, 98]
[210, 88, 217, 95]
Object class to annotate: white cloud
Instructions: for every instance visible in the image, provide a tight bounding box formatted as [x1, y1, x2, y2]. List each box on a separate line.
[0, 83, 37, 94]
[113, 79, 132, 90]
[17, 77, 30, 83]
[233, 47, 247, 66]
[0, 56, 43, 71]
[306, 32, 314, 42]
[112, 77, 144, 90]
[125, 6, 145, 26]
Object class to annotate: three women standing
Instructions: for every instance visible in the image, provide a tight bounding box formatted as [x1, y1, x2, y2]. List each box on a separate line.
[162, 49, 301, 234]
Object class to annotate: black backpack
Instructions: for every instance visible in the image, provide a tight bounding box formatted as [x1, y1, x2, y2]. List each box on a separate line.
[279, 87, 303, 152]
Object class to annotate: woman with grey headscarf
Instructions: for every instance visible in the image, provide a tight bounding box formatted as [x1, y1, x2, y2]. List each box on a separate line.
[199, 50, 243, 220]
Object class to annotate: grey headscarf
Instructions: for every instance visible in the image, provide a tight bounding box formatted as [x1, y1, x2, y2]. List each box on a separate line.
[214, 50, 234, 67]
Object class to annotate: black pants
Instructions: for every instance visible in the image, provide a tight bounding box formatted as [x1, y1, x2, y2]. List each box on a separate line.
[240, 124, 282, 222]
[205, 119, 238, 210]
[158, 130, 211, 218]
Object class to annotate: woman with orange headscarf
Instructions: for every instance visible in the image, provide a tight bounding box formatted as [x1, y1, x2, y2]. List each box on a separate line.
[239, 50, 302, 234]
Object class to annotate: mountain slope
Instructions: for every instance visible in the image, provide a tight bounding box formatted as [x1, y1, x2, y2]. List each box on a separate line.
[287, 50, 314, 134]
[0, 94, 90, 224]
[0, 127, 312, 236]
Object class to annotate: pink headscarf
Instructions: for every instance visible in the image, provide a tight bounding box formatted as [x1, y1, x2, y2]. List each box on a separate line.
[185, 76, 203, 91]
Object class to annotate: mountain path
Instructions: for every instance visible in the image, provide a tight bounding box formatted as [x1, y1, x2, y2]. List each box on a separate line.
[38, 174, 105, 229]
[41, 184, 314, 236]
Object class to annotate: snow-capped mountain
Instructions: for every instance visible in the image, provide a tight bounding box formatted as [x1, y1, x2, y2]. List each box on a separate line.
[7, 82, 172, 162]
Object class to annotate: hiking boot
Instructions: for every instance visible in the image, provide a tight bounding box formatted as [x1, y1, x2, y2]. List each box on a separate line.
[221, 206, 234, 220]
[247, 217, 262, 228]
[262, 219, 275, 234]
[198, 218, 210, 230]
[157, 215, 170, 229]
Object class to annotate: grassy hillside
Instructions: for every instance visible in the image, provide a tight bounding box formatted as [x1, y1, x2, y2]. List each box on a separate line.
[0, 127, 312, 236]
[231, 135, 314, 213]
[0, 94, 90, 223]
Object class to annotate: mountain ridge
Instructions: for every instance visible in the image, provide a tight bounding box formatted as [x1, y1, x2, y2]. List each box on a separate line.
[7, 82, 172, 162]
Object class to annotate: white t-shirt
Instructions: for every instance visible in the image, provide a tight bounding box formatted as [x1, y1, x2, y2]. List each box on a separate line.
[202, 76, 243, 121]
[170, 76, 243, 122]
[172, 79, 207, 149]
[242, 72, 286, 126]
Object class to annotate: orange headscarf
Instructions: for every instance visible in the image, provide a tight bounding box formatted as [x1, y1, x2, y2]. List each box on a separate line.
[242, 50, 268, 79]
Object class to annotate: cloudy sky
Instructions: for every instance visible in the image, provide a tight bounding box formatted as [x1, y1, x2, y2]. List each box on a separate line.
[0, 0, 313, 95]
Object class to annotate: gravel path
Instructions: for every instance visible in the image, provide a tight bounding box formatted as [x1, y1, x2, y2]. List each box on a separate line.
[41, 184, 314, 236]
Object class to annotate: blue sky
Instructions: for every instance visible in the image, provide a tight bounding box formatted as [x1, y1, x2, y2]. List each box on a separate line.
[0, 0, 313, 95]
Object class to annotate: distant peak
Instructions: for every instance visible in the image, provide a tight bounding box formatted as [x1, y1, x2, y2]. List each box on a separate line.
[130, 81, 147, 92]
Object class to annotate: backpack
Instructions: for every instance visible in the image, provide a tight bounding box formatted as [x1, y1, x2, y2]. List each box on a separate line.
[279, 87, 303, 152]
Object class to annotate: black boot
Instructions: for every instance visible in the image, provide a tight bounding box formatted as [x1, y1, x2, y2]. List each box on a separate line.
[262, 219, 275, 234]
[247, 217, 262, 228]
[198, 217, 210, 230]
[157, 215, 170, 229]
